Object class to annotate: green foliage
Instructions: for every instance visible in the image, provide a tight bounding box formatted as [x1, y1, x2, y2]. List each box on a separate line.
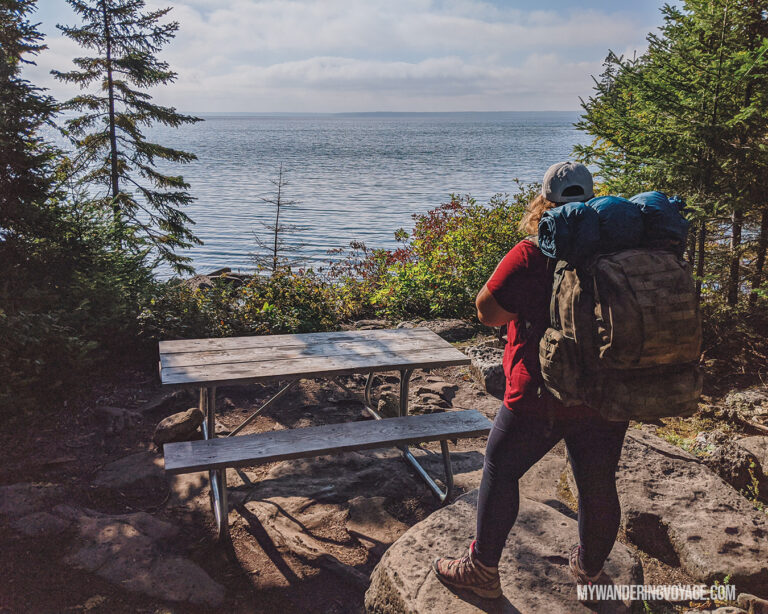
[0, 0, 57, 236]
[139, 269, 341, 342]
[53, 0, 202, 274]
[370, 188, 531, 319]
[577, 0, 768, 307]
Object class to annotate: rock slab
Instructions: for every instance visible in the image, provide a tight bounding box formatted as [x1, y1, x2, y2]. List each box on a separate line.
[570, 430, 768, 598]
[464, 346, 505, 397]
[365, 489, 642, 614]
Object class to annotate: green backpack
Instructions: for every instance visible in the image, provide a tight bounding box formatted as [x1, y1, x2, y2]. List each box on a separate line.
[537, 246, 703, 421]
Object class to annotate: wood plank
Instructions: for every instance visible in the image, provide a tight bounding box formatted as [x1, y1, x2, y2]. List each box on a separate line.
[161, 335, 455, 369]
[159, 327, 439, 355]
[160, 345, 470, 387]
[164, 410, 491, 474]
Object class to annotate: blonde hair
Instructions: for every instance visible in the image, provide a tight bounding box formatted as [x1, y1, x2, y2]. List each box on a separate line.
[518, 194, 559, 236]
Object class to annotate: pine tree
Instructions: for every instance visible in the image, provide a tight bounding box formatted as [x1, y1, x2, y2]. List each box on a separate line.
[251, 164, 305, 274]
[53, 0, 202, 273]
[0, 0, 57, 238]
[577, 0, 768, 305]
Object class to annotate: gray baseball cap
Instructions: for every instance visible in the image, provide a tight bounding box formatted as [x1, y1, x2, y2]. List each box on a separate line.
[542, 161, 594, 203]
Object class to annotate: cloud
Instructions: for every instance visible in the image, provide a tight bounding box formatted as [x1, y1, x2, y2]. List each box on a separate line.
[24, 0, 655, 112]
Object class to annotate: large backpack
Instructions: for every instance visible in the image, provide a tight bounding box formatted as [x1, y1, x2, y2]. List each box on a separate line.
[538, 247, 703, 421]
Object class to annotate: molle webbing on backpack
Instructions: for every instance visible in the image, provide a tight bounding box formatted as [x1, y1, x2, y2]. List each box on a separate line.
[539, 248, 703, 421]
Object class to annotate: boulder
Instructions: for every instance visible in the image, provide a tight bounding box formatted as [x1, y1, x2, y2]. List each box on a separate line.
[92, 451, 165, 490]
[378, 392, 401, 418]
[365, 490, 642, 613]
[703, 443, 767, 497]
[723, 387, 768, 421]
[738, 593, 768, 614]
[568, 430, 768, 597]
[464, 346, 505, 397]
[153, 407, 203, 447]
[397, 319, 477, 342]
[740, 436, 768, 474]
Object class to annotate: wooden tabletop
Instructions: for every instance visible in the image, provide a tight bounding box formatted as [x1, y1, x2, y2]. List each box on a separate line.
[159, 327, 471, 388]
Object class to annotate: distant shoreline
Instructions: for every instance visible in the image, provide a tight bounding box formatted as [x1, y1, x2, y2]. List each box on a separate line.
[186, 110, 583, 119]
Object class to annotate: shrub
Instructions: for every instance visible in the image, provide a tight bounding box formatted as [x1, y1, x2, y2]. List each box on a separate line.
[369, 187, 533, 319]
[139, 268, 341, 341]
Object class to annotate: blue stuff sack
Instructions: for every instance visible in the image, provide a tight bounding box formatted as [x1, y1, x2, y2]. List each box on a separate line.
[538, 202, 600, 265]
[630, 191, 690, 254]
[586, 196, 644, 253]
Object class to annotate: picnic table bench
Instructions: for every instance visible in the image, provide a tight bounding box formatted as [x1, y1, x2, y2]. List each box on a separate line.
[160, 328, 492, 542]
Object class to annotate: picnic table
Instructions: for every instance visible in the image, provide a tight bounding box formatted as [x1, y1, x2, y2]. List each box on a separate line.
[159, 328, 492, 542]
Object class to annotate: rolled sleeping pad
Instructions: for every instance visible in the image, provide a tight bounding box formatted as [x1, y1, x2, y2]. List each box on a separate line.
[630, 191, 690, 254]
[586, 195, 644, 253]
[538, 202, 600, 265]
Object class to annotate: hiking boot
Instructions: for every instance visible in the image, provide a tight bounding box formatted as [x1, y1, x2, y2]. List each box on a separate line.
[569, 544, 603, 601]
[432, 540, 502, 599]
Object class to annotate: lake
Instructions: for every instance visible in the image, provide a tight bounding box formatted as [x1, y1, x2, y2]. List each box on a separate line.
[145, 112, 590, 275]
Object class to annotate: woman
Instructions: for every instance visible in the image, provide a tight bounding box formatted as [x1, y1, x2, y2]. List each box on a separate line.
[432, 162, 629, 599]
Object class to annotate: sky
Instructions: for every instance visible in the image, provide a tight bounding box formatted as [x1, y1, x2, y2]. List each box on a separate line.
[25, 0, 670, 113]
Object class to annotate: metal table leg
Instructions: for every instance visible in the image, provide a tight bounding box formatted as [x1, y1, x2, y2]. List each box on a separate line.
[362, 370, 455, 504]
[200, 386, 229, 542]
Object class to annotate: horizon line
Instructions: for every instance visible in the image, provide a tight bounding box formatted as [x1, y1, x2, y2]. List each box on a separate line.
[182, 109, 583, 116]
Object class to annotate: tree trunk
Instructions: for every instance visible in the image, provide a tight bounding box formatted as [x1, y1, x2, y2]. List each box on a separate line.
[687, 219, 697, 267]
[102, 0, 119, 214]
[749, 207, 768, 307]
[696, 221, 706, 297]
[272, 163, 282, 275]
[727, 209, 743, 306]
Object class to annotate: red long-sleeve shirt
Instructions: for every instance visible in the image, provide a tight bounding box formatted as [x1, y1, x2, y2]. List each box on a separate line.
[486, 239, 597, 418]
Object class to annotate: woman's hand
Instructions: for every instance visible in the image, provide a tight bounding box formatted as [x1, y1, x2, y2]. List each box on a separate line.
[476, 284, 518, 327]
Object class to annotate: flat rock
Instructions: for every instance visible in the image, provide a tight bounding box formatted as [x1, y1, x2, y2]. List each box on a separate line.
[418, 393, 450, 408]
[568, 430, 768, 597]
[92, 405, 142, 436]
[0, 483, 63, 516]
[58, 504, 224, 608]
[365, 489, 642, 613]
[13, 511, 72, 538]
[347, 496, 409, 553]
[154, 407, 203, 447]
[92, 451, 164, 490]
[464, 346, 505, 397]
[397, 319, 477, 342]
[416, 382, 459, 401]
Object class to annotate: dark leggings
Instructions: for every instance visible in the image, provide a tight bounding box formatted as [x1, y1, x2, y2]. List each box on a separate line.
[474, 405, 628, 575]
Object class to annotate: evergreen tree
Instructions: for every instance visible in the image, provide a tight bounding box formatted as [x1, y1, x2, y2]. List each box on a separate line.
[0, 0, 57, 239]
[251, 164, 306, 274]
[577, 0, 768, 305]
[53, 0, 202, 273]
